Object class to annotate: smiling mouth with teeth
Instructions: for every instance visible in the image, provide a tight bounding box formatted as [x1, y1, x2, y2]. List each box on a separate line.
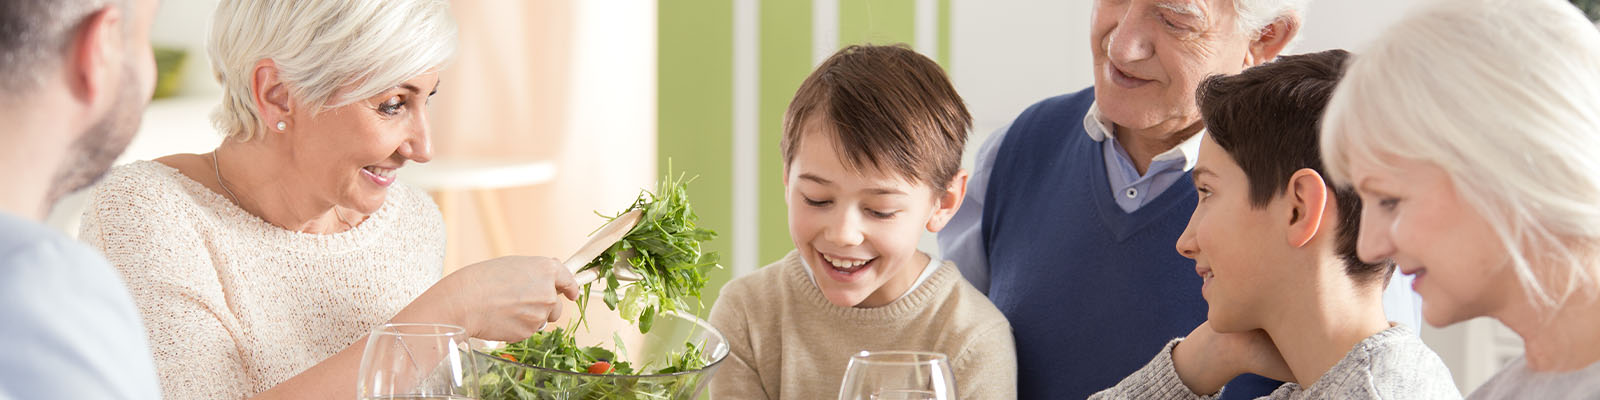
[363, 166, 397, 179]
[822, 253, 874, 274]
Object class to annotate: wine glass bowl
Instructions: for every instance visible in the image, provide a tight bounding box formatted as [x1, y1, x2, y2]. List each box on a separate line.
[837, 351, 957, 400]
[356, 323, 476, 400]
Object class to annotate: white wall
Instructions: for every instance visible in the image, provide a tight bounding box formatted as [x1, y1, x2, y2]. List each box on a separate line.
[944, 0, 1516, 395]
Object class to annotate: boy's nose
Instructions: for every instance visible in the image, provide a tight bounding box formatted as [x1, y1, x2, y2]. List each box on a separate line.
[1175, 220, 1199, 260]
[824, 214, 865, 247]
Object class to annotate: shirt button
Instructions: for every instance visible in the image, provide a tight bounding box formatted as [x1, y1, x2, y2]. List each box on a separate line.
[1125, 188, 1138, 198]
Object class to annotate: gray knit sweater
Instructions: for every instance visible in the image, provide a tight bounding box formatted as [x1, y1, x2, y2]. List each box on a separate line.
[1467, 356, 1600, 399]
[1090, 324, 1461, 399]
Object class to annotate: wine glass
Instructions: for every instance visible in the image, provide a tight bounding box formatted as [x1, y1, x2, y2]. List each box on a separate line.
[837, 351, 958, 400]
[356, 323, 476, 400]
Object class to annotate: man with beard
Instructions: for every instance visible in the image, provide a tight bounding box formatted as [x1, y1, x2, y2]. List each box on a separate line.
[0, 0, 162, 398]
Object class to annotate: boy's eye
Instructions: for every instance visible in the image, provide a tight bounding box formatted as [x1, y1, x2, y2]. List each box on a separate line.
[1196, 186, 1212, 199]
[865, 208, 898, 219]
[1377, 197, 1400, 210]
[803, 196, 832, 207]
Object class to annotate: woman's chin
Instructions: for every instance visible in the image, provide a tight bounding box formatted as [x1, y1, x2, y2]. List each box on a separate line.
[349, 192, 387, 215]
[1421, 304, 1468, 328]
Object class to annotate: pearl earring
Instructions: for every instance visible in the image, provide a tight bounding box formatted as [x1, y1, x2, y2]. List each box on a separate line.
[276, 121, 287, 131]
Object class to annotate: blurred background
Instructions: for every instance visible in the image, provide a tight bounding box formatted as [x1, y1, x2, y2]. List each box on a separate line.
[43, 0, 1600, 395]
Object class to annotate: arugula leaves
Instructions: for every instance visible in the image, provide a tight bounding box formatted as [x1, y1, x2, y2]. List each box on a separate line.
[479, 169, 721, 399]
[581, 171, 720, 334]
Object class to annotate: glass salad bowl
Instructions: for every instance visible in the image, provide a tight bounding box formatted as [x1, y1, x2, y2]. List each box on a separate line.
[471, 310, 729, 400]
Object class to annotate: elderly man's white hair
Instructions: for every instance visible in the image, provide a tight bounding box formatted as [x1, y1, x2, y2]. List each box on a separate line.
[1233, 0, 1311, 39]
[1322, 0, 1600, 310]
[207, 0, 457, 141]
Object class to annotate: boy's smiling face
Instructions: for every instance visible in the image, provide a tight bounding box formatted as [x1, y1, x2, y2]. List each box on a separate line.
[1176, 136, 1293, 331]
[785, 130, 964, 308]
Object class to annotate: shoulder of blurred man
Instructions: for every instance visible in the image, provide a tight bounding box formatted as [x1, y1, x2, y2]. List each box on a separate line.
[0, 212, 161, 400]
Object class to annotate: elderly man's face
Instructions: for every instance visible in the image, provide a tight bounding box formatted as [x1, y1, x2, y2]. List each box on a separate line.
[1091, 0, 1256, 135]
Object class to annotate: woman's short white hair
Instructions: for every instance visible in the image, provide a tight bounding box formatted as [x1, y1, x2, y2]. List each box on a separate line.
[208, 0, 457, 141]
[1322, 0, 1600, 309]
[1233, 0, 1311, 40]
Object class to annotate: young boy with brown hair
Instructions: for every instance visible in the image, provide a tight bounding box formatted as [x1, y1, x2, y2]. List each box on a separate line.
[709, 44, 1017, 399]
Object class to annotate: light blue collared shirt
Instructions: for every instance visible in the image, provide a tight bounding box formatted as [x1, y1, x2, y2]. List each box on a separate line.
[1086, 103, 1204, 213]
[937, 100, 1421, 329]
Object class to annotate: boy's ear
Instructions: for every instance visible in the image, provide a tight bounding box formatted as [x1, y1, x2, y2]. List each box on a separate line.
[925, 169, 970, 232]
[1285, 168, 1328, 248]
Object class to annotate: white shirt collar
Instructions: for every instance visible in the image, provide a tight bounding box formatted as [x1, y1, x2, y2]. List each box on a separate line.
[1083, 101, 1206, 172]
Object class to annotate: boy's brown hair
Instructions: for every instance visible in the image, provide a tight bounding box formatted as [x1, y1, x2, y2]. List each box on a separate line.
[1197, 49, 1393, 285]
[781, 44, 971, 190]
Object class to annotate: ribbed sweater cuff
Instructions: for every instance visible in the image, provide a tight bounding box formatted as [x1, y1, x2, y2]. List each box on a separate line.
[1099, 338, 1218, 400]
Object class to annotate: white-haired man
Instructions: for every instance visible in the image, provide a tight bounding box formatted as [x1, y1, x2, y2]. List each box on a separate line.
[937, 1, 1420, 398]
[0, 0, 162, 398]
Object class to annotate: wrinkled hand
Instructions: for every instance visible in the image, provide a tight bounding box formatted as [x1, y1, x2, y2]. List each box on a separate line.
[1172, 322, 1293, 395]
[411, 256, 581, 342]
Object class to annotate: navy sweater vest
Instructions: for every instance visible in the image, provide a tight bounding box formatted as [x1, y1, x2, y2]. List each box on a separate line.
[982, 88, 1277, 399]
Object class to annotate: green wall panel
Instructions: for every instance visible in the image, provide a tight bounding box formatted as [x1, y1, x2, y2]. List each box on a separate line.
[659, 0, 735, 306]
[756, 0, 813, 264]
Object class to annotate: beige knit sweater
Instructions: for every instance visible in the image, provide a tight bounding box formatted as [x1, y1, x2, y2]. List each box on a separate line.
[709, 250, 1018, 400]
[79, 161, 446, 399]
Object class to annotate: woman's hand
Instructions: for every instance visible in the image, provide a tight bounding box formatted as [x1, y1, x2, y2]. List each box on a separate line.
[398, 256, 581, 341]
[1171, 321, 1293, 395]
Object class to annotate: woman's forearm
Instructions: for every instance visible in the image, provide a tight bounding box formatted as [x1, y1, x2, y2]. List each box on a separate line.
[247, 335, 368, 400]
[247, 292, 460, 400]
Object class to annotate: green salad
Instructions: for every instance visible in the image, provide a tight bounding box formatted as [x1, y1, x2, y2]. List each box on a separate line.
[478, 170, 721, 400]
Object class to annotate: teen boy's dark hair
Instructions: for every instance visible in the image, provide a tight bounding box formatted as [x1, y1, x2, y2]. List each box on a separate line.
[781, 44, 971, 190]
[1197, 49, 1393, 284]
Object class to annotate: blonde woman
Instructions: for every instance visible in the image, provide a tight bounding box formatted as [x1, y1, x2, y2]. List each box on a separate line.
[1321, 0, 1600, 397]
[79, 1, 578, 399]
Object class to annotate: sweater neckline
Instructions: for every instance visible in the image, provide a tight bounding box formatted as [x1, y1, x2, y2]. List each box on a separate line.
[781, 250, 958, 321]
[1291, 323, 1418, 393]
[139, 160, 398, 254]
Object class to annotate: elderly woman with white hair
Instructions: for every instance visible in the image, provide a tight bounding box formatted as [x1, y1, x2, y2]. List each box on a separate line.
[78, 1, 578, 399]
[937, 0, 1420, 398]
[1324, 0, 1600, 396]
[1320, 0, 1600, 397]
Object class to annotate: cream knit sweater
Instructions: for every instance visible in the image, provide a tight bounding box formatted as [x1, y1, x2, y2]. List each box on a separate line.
[709, 250, 1018, 400]
[79, 161, 445, 399]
